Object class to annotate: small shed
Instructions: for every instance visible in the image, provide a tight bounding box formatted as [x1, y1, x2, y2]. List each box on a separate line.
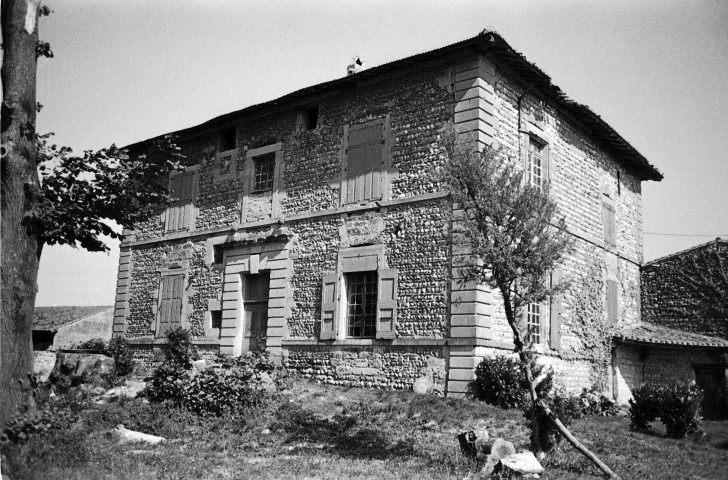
[613, 322, 728, 419]
[33, 306, 114, 351]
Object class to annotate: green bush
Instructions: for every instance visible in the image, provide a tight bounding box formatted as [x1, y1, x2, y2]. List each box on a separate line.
[74, 338, 107, 351]
[163, 327, 199, 368]
[106, 335, 134, 377]
[524, 391, 582, 453]
[629, 383, 703, 438]
[141, 336, 279, 416]
[468, 356, 551, 409]
[575, 385, 619, 417]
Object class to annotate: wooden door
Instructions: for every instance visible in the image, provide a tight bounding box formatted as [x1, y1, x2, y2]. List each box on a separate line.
[694, 366, 727, 420]
[243, 273, 270, 353]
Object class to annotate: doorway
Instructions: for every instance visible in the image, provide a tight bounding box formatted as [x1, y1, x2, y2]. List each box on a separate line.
[694, 366, 727, 420]
[242, 272, 270, 353]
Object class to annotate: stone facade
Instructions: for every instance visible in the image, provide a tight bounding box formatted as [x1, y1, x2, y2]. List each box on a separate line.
[114, 32, 662, 396]
[641, 238, 728, 338]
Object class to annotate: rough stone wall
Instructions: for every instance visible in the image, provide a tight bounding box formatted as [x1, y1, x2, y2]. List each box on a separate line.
[285, 346, 446, 392]
[285, 200, 451, 341]
[122, 65, 455, 388]
[125, 239, 223, 340]
[642, 241, 728, 339]
[482, 65, 645, 390]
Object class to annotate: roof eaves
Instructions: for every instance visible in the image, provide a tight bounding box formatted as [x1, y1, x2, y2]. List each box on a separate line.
[124, 31, 663, 182]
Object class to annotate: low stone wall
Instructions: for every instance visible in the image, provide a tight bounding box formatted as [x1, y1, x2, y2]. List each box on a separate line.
[33, 350, 57, 382]
[284, 345, 446, 392]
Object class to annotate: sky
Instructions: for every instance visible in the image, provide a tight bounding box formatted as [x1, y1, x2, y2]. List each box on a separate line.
[34, 0, 728, 306]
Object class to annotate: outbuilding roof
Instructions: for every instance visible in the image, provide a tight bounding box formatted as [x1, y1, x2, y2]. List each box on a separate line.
[643, 237, 727, 267]
[614, 322, 728, 348]
[33, 306, 113, 332]
[127, 30, 662, 182]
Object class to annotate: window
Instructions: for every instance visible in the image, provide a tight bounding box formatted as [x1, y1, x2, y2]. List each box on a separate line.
[302, 105, 319, 131]
[219, 126, 237, 151]
[343, 118, 385, 204]
[166, 171, 195, 232]
[319, 249, 398, 341]
[210, 310, 222, 338]
[157, 274, 184, 337]
[526, 302, 541, 344]
[252, 154, 276, 192]
[212, 244, 223, 265]
[345, 271, 378, 338]
[526, 137, 545, 190]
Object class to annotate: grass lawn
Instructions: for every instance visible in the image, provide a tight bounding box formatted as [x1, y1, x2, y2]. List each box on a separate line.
[3, 379, 727, 480]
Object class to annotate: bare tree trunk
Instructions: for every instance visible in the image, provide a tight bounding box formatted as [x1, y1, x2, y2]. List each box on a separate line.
[1, 0, 42, 428]
[501, 290, 620, 479]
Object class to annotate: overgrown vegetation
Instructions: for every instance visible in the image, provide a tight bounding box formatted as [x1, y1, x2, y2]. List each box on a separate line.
[141, 328, 282, 416]
[470, 356, 619, 453]
[629, 383, 703, 438]
[106, 336, 135, 377]
[2, 379, 727, 480]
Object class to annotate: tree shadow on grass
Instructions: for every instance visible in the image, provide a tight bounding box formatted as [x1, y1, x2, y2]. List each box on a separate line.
[273, 407, 415, 460]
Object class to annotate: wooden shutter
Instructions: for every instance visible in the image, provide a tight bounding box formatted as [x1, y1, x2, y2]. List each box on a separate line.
[602, 202, 616, 248]
[166, 172, 195, 232]
[158, 274, 184, 337]
[549, 269, 562, 350]
[376, 268, 398, 339]
[345, 120, 384, 204]
[607, 279, 618, 324]
[320, 272, 338, 340]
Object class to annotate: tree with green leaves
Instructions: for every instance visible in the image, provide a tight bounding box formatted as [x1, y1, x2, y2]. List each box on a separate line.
[447, 144, 619, 478]
[1, 1, 182, 427]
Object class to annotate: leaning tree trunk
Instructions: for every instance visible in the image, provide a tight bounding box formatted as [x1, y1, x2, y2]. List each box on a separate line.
[501, 292, 620, 479]
[1, 0, 42, 428]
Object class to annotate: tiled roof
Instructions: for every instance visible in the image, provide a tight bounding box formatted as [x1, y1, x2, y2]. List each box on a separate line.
[614, 322, 728, 348]
[33, 306, 112, 331]
[125, 30, 662, 182]
[644, 237, 727, 266]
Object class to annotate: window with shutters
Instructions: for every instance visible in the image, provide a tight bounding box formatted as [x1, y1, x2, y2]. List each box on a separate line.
[602, 199, 616, 249]
[319, 247, 397, 341]
[166, 171, 195, 233]
[157, 274, 184, 337]
[343, 118, 386, 205]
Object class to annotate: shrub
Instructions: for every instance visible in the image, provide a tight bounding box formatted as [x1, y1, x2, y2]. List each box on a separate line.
[163, 327, 199, 368]
[106, 335, 135, 377]
[575, 385, 619, 417]
[74, 338, 107, 351]
[469, 355, 551, 409]
[629, 383, 703, 438]
[141, 340, 280, 416]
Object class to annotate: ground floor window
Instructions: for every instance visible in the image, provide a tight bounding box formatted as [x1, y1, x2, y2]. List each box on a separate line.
[345, 271, 377, 338]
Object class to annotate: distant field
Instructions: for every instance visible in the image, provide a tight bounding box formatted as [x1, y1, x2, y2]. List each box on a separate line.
[3, 380, 727, 479]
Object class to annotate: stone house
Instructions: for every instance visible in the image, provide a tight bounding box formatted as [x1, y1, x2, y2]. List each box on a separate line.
[33, 305, 114, 351]
[612, 238, 728, 418]
[114, 31, 664, 397]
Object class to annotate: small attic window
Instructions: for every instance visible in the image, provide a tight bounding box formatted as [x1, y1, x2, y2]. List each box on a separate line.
[219, 126, 237, 151]
[302, 105, 319, 131]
